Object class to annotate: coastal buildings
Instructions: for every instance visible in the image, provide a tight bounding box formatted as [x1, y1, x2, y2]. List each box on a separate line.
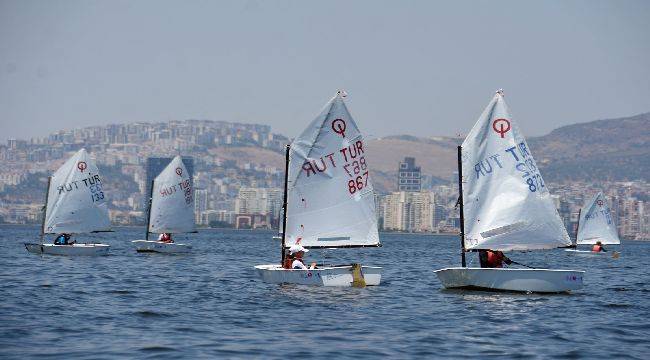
[0, 121, 648, 239]
[380, 191, 436, 232]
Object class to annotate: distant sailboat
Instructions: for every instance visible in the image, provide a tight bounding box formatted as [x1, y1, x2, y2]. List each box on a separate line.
[566, 192, 620, 256]
[132, 156, 193, 253]
[434, 90, 585, 293]
[25, 149, 111, 256]
[255, 91, 382, 286]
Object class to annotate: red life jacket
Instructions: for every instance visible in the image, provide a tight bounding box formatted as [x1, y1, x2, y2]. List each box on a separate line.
[592, 244, 602, 252]
[283, 257, 293, 269]
[486, 251, 504, 268]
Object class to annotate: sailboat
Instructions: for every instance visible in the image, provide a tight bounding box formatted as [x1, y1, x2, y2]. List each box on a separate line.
[434, 90, 585, 293]
[255, 91, 382, 286]
[132, 156, 193, 253]
[565, 192, 620, 256]
[25, 149, 111, 256]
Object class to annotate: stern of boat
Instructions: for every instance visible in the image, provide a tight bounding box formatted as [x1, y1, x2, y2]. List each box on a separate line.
[131, 240, 191, 254]
[434, 267, 584, 293]
[25, 243, 109, 256]
[255, 264, 382, 287]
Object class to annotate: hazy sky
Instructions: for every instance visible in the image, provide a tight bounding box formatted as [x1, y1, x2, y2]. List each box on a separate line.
[1, 0, 648, 142]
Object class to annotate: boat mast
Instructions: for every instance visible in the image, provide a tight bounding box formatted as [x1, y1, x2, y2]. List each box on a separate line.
[573, 208, 581, 248]
[40, 176, 52, 244]
[280, 144, 290, 265]
[145, 180, 154, 241]
[457, 146, 466, 267]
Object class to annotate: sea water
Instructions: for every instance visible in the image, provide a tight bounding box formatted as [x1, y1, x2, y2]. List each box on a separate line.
[1, 225, 649, 359]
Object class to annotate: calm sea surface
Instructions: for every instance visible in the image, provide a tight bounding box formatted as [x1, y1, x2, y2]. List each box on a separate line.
[1, 225, 649, 359]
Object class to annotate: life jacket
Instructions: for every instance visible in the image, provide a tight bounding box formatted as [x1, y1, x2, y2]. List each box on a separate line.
[54, 234, 70, 245]
[160, 234, 172, 243]
[283, 257, 293, 269]
[486, 251, 504, 268]
[592, 244, 602, 252]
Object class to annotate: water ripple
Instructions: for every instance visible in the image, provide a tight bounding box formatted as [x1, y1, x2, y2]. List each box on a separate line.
[1, 226, 649, 359]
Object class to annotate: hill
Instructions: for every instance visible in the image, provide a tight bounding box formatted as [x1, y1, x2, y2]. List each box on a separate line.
[529, 112, 650, 181]
[191, 112, 649, 192]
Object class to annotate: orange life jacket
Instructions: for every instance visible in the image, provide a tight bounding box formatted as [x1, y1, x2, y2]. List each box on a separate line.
[486, 251, 504, 268]
[592, 244, 602, 252]
[283, 257, 293, 269]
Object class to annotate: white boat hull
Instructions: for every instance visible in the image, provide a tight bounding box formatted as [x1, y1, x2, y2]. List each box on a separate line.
[434, 267, 584, 293]
[565, 249, 619, 258]
[254, 264, 382, 286]
[131, 240, 191, 254]
[24, 243, 110, 256]
[565, 249, 607, 255]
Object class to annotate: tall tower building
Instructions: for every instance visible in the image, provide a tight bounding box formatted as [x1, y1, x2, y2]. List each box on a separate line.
[194, 188, 209, 223]
[397, 157, 421, 192]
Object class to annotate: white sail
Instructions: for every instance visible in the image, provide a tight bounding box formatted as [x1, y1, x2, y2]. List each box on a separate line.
[577, 192, 620, 245]
[44, 148, 111, 234]
[148, 156, 195, 234]
[285, 92, 379, 248]
[461, 91, 571, 251]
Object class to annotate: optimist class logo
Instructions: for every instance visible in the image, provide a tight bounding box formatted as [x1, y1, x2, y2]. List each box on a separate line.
[597, 199, 604, 206]
[492, 118, 511, 138]
[175, 167, 183, 177]
[331, 119, 346, 138]
[77, 161, 87, 172]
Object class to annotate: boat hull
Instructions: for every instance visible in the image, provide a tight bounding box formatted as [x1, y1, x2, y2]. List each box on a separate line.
[131, 240, 191, 254]
[565, 249, 619, 258]
[254, 264, 382, 286]
[434, 267, 584, 293]
[24, 243, 110, 256]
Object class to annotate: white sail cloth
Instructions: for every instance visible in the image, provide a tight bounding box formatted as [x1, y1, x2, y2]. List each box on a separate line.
[148, 155, 195, 234]
[577, 192, 620, 245]
[285, 92, 380, 248]
[461, 92, 571, 251]
[44, 148, 111, 234]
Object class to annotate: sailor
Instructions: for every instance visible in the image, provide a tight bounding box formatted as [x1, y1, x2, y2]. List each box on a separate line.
[283, 251, 294, 269]
[53, 233, 74, 245]
[289, 244, 316, 270]
[479, 250, 512, 268]
[158, 233, 173, 243]
[592, 241, 606, 252]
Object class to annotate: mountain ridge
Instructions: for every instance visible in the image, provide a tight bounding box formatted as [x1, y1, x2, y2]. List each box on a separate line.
[3, 112, 647, 193]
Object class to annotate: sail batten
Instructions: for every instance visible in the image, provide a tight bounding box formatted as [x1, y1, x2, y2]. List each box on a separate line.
[285, 93, 379, 248]
[148, 156, 195, 234]
[576, 192, 620, 245]
[461, 92, 571, 251]
[44, 149, 111, 234]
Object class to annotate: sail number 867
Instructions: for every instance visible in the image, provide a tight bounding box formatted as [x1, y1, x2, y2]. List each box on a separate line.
[348, 171, 369, 194]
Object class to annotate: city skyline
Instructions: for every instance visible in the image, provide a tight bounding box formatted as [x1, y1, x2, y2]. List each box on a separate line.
[2, 1, 650, 142]
[0, 117, 647, 239]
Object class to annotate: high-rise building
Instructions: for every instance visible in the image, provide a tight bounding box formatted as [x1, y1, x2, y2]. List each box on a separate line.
[381, 191, 435, 232]
[144, 157, 194, 205]
[398, 157, 421, 192]
[194, 188, 209, 223]
[235, 187, 282, 216]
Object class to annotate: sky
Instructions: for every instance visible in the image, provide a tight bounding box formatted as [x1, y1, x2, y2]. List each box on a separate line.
[0, 0, 649, 142]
